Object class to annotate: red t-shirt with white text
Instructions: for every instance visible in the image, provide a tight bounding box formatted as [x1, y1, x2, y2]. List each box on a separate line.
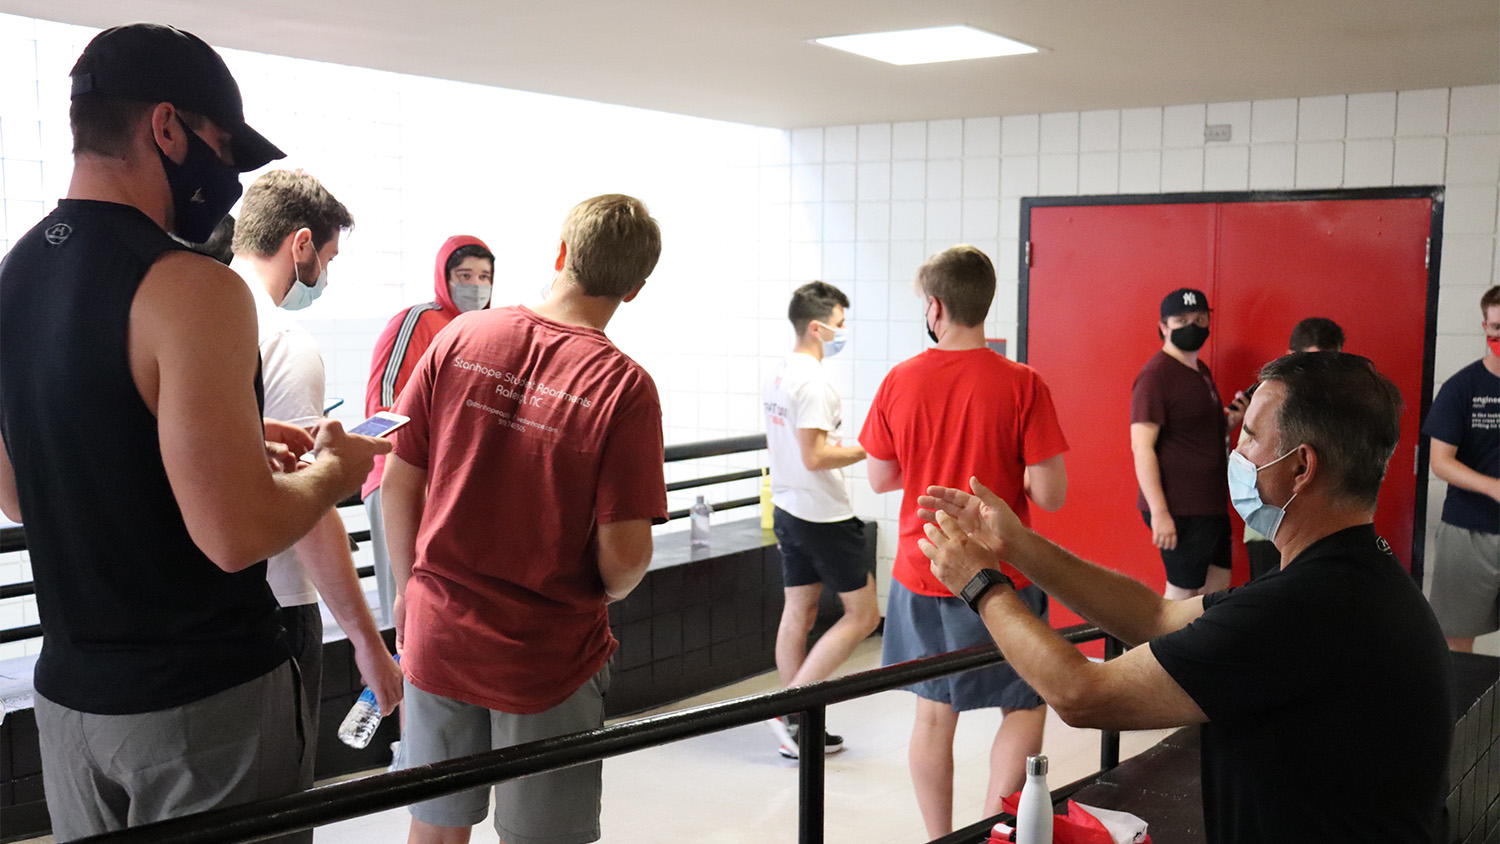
[391, 306, 667, 713]
[859, 348, 1068, 596]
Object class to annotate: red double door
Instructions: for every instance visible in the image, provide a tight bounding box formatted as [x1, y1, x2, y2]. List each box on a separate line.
[1022, 194, 1436, 631]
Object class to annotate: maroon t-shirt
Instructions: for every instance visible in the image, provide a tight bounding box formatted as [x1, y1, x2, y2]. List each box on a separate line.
[391, 305, 667, 713]
[1130, 350, 1228, 516]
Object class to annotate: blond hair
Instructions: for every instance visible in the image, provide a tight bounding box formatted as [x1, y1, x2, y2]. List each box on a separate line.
[561, 194, 662, 298]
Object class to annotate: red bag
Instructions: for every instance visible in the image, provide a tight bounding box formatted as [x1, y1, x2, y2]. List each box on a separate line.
[991, 793, 1153, 844]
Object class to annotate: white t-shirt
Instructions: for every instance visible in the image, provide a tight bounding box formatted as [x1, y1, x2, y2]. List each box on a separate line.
[247, 275, 323, 607]
[763, 353, 854, 522]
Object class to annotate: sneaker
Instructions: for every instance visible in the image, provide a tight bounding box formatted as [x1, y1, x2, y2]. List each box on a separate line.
[770, 714, 846, 759]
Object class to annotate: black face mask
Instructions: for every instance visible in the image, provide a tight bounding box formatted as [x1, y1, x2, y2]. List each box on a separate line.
[925, 298, 940, 344]
[1170, 323, 1210, 352]
[158, 120, 243, 245]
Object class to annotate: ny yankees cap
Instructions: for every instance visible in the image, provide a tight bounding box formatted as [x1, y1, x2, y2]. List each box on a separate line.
[1161, 287, 1211, 318]
[69, 23, 285, 172]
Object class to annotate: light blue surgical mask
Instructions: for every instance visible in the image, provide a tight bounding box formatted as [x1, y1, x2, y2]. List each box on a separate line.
[1228, 447, 1301, 542]
[282, 251, 326, 311]
[817, 322, 849, 357]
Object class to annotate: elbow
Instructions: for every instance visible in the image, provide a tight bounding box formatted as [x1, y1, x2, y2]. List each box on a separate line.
[1048, 681, 1108, 730]
[1033, 486, 1066, 513]
[193, 528, 270, 574]
[801, 456, 823, 473]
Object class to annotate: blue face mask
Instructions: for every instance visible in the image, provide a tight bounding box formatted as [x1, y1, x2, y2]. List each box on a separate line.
[281, 250, 326, 311]
[817, 322, 849, 357]
[1228, 447, 1301, 542]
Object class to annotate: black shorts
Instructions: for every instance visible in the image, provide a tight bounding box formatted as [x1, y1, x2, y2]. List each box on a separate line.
[1141, 511, 1231, 590]
[772, 507, 870, 594]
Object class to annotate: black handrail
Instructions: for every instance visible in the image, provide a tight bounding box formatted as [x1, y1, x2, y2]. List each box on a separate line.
[0, 435, 771, 643]
[70, 625, 1117, 844]
[664, 433, 765, 462]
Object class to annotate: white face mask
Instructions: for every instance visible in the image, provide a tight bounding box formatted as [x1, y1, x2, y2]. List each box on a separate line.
[816, 321, 849, 357]
[1227, 447, 1301, 542]
[450, 282, 491, 312]
[281, 251, 326, 311]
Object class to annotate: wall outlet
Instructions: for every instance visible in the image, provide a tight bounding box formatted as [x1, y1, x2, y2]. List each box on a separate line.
[1205, 124, 1233, 142]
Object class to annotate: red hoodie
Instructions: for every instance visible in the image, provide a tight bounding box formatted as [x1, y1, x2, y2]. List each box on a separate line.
[363, 235, 491, 498]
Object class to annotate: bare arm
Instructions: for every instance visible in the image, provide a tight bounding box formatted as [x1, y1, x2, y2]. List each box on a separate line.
[1431, 439, 1500, 503]
[866, 455, 903, 493]
[795, 427, 866, 472]
[380, 453, 427, 651]
[1130, 422, 1176, 550]
[919, 479, 1204, 647]
[968, 585, 1206, 730]
[598, 519, 653, 602]
[1022, 454, 1067, 512]
[293, 510, 403, 714]
[133, 253, 389, 571]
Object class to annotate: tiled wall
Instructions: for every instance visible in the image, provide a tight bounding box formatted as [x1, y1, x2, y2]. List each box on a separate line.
[768, 88, 1500, 612]
[1, 7, 1496, 654]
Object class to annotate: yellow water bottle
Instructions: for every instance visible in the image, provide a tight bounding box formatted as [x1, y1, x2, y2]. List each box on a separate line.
[760, 469, 774, 530]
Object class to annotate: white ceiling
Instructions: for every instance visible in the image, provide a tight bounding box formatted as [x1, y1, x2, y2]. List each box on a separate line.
[5, 0, 1497, 129]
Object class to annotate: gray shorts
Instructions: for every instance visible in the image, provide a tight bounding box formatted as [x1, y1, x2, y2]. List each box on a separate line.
[399, 664, 610, 844]
[34, 659, 312, 843]
[881, 579, 1046, 712]
[1429, 521, 1500, 638]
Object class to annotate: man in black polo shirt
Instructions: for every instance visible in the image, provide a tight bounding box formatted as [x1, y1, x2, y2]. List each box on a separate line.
[0, 24, 388, 842]
[919, 353, 1451, 843]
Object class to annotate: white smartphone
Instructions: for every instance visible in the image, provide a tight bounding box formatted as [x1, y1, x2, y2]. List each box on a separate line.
[347, 411, 410, 438]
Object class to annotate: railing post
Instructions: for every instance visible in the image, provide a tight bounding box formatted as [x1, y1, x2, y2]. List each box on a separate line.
[797, 706, 826, 844]
[1099, 635, 1123, 772]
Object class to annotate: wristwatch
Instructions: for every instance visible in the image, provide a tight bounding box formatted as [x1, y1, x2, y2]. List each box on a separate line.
[960, 568, 1015, 613]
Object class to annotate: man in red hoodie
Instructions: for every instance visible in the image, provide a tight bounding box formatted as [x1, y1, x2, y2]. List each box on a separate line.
[363, 236, 494, 625]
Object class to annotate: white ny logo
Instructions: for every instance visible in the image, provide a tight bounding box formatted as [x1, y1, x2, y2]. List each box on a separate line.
[1183, 292, 1198, 306]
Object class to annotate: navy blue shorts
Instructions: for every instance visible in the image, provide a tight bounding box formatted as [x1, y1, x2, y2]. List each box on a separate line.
[772, 507, 871, 594]
[881, 579, 1046, 712]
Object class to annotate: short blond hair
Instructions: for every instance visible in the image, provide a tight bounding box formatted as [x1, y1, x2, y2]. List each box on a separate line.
[917, 245, 995, 327]
[561, 194, 662, 298]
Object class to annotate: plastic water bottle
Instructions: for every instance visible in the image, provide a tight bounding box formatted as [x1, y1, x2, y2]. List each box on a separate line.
[337, 655, 397, 750]
[1015, 754, 1053, 844]
[690, 495, 712, 548]
[759, 470, 774, 530]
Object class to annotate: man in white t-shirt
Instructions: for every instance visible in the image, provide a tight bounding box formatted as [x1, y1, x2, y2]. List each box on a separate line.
[761, 281, 880, 759]
[233, 170, 403, 744]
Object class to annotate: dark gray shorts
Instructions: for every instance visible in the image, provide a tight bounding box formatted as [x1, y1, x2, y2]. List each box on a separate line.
[881, 579, 1046, 712]
[34, 660, 312, 843]
[399, 664, 610, 844]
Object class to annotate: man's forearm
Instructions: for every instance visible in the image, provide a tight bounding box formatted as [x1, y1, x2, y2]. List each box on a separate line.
[1131, 449, 1170, 515]
[1007, 528, 1183, 646]
[295, 509, 385, 651]
[810, 442, 866, 471]
[1432, 453, 1500, 501]
[380, 467, 425, 595]
[975, 586, 1095, 710]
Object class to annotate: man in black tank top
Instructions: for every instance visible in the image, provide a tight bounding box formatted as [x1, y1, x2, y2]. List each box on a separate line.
[0, 24, 390, 842]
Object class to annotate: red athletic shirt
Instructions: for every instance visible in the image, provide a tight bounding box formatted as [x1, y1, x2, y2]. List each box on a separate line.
[859, 348, 1068, 596]
[390, 305, 667, 713]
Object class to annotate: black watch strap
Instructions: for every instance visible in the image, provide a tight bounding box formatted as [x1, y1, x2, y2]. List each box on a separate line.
[960, 568, 1015, 612]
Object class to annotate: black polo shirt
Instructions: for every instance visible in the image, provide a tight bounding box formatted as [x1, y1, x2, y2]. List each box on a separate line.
[1151, 524, 1451, 843]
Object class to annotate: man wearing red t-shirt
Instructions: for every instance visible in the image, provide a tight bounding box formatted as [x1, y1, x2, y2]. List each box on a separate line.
[860, 245, 1068, 840]
[381, 195, 666, 844]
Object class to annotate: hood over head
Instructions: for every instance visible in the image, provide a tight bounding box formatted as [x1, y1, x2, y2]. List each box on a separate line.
[433, 234, 492, 312]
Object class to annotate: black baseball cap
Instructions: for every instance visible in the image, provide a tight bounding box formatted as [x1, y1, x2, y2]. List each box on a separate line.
[1160, 287, 1211, 318]
[69, 23, 284, 172]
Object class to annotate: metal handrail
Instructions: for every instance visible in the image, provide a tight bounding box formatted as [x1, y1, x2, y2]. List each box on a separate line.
[70, 624, 1117, 844]
[0, 435, 771, 644]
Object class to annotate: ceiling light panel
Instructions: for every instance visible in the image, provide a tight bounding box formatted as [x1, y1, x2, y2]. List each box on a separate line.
[814, 25, 1039, 66]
